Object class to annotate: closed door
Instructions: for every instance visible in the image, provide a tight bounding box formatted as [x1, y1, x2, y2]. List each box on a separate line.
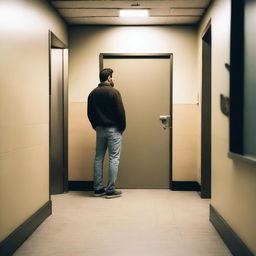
[103, 55, 172, 188]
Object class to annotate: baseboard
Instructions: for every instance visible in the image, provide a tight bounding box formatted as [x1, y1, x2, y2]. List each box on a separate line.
[210, 205, 254, 256]
[0, 200, 52, 256]
[171, 181, 201, 191]
[69, 181, 201, 191]
[69, 181, 94, 191]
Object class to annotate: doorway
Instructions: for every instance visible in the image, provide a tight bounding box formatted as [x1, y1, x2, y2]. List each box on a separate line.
[201, 24, 212, 198]
[49, 32, 68, 194]
[100, 54, 173, 188]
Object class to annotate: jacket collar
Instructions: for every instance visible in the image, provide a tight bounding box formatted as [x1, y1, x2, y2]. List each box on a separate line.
[98, 82, 111, 87]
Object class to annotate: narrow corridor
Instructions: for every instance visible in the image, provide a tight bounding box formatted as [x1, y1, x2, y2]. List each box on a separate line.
[14, 190, 232, 256]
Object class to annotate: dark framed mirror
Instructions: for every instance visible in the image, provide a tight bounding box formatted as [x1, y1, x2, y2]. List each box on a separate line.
[229, 0, 256, 165]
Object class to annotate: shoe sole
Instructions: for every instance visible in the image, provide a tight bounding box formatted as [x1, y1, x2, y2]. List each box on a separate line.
[94, 193, 106, 197]
[105, 194, 122, 199]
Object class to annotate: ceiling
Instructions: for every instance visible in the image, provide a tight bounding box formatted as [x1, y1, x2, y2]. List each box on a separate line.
[50, 0, 212, 25]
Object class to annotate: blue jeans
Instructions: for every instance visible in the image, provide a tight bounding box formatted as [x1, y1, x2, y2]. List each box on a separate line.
[94, 126, 122, 192]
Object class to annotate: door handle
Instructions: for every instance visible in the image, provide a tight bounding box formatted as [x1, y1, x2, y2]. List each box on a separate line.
[159, 115, 172, 129]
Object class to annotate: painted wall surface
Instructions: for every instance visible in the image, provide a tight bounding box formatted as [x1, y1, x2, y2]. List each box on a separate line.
[0, 0, 67, 241]
[198, 0, 256, 253]
[68, 26, 200, 182]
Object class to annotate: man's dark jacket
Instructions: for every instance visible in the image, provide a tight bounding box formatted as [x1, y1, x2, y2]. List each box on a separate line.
[87, 83, 126, 132]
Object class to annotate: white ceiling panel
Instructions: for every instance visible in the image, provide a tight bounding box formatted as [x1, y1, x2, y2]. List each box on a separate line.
[170, 8, 204, 16]
[58, 9, 118, 17]
[171, 0, 211, 8]
[150, 8, 172, 16]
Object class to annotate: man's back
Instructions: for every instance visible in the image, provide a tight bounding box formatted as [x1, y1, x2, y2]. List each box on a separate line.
[87, 83, 126, 132]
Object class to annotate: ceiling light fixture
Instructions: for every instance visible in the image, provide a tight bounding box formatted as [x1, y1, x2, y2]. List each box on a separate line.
[131, 3, 141, 7]
[119, 9, 149, 17]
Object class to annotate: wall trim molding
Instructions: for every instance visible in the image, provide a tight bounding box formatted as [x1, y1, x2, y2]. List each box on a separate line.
[69, 181, 94, 191]
[171, 181, 201, 191]
[210, 205, 254, 256]
[0, 200, 52, 256]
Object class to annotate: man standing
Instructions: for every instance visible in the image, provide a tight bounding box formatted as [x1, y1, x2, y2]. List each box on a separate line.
[87, 68, 126, 198]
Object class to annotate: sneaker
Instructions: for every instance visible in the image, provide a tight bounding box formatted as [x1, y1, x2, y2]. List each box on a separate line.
[94, 188, 106, 197]
[105, 190, 122, 199]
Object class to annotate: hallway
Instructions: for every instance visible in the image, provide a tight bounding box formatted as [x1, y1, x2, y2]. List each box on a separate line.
[14, 190, 231, 256]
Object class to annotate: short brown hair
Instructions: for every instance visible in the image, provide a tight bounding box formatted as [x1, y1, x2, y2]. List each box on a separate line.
[99, 68, 113, 82]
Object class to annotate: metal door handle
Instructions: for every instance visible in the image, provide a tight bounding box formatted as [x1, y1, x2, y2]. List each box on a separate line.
[159, 115, 172, 129]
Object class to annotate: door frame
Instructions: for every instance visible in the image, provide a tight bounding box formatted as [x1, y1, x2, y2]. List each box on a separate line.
[48, 31, 69, 195]
[99, 53, 173, 189]
[200, 21, 212, 198]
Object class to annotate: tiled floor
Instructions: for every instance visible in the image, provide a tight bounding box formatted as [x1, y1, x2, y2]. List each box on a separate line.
[14, 190, 232, 256]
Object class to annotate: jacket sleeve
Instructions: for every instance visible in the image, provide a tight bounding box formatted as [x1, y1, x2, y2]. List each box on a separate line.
[114, 91, 126, 132]
[87, 93, 96, 130]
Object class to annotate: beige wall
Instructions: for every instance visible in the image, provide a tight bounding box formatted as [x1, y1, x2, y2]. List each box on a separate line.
[198, 0, 256, 253]
[68, 25, 199, 182]
[0, 0, 67, 241]
[173, 104, 199, 181]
